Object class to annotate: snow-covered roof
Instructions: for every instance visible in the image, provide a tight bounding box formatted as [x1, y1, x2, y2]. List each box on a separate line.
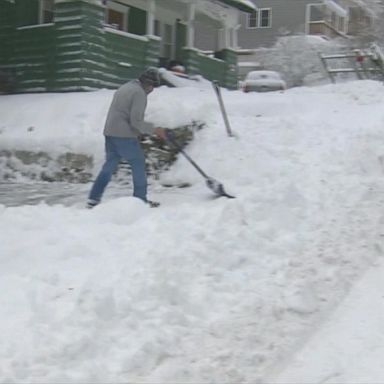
[218, 0, 257, 13]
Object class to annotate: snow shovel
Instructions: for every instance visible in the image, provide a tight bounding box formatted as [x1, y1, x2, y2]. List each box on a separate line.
[165, 131, 235, 199]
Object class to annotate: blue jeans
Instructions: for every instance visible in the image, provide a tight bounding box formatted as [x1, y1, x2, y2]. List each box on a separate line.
[89, 136, 147, 203]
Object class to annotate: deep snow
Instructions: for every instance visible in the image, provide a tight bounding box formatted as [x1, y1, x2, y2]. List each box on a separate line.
[1, 80, 384, 383]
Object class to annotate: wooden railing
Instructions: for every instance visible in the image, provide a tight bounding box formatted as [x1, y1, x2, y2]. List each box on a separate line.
[308, 21, 347, 39]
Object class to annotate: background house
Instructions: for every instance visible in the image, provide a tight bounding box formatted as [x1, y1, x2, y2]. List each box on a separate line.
[0, 0, 255, 93]
[236, 0, 349, 49]
[231, 0, 350, 80]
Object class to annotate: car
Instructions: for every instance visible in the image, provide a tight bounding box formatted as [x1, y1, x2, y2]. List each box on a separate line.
[241, 70, 286, 93]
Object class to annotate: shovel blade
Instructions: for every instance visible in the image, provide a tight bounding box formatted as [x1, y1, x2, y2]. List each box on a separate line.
[206, 178, 235, 199]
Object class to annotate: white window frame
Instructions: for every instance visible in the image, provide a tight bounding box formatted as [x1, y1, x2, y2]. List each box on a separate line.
[38, 0, 54, 24]
[246, 8, 272, 29]
[246, 11, 258, 29]
[105, 1, 129, 32]
[258, 8, 272, 28]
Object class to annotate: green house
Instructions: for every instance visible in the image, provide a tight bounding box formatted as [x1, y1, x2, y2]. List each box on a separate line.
[0, 0, 255, 93]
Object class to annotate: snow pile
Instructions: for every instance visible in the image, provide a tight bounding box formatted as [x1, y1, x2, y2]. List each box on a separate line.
[0, 86, 215, 156]
[159, 68, 212, 89]
[272, 261, 384, 383]
[1, 80, 384, 382]
[248, 35, 345, 86]
[0, 86, 216, 180]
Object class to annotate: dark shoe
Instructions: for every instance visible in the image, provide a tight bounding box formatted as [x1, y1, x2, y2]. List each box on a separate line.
[148, 200, 160, 208]
[86, 199, 99, 209]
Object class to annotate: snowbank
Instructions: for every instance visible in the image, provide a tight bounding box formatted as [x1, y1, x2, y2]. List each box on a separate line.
[1, 80, 384, 382]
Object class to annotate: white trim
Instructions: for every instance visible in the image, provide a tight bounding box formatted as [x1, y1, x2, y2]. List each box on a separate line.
[38, 0, 54, 24]
[17, 23, 54, 30]
[146, 34, 161, 41]
[118, 62, 132, 67]
[305, 3, 312, 34]
[104, 26, 148, 41]
[246, 10, 258, 29]
[223, 26, 230, 49]
[246, 8, 272, 29]
[258, 8, 272, 29]
[146, 0, 155, 35]
[232, 25, 239, 48]
[186, 2, 195, 49]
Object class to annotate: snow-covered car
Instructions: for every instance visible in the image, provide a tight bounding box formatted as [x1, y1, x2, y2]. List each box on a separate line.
[241, 70, 286, 93]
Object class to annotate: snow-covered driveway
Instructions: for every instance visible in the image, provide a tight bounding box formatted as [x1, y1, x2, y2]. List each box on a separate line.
[1, 81, 384, 382]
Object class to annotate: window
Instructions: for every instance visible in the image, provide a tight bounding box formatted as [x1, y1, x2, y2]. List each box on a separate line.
[39, 0, 54, 24]
[259, 9, 271, 28]
[246, 8, 272, 29]
[247, 11, 258, 29]
[105, 1, 129, 31]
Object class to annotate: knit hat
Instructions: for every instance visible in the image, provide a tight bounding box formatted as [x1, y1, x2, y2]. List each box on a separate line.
[139, 67, 161, 87]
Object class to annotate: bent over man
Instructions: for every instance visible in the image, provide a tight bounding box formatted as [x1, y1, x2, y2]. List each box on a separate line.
[87, 67, 166, 208]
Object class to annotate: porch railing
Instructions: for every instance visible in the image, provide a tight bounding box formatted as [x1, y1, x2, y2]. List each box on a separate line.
[9, 24, 56, 92]
[308, 21, 347, 39]
[104, 28, 160, 88]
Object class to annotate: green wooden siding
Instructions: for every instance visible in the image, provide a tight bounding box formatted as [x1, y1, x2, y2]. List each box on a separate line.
[197, 54, 226, 84]
[216, 49, 238, 89]
[0, 0, 239, 92]
[12, 26, 56, 91]
[182, 48, 236, 88]
[182, 48, 200, 75]
[145, 36, 160, 68]
[105, 30, 147, 86]
[54, 0, 107, 90]
[0, 0, 16, 70]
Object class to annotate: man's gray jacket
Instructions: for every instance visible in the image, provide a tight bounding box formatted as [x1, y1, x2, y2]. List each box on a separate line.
[104, 80, 155, 138]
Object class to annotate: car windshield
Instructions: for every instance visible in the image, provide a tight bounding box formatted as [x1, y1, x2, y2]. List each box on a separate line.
[246, 71, 281, 80]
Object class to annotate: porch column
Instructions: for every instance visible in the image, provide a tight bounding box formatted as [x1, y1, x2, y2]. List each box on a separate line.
[186, 2, 195, 48]
[232, 25, 240, 49]
[217, 26, 230, 50]
[223, 26, 230, 48]
[305, 3, 311, 35]
[146, 0, 155, 35]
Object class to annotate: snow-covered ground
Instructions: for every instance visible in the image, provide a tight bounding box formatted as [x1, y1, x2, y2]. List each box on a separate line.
[1, 80, 384, 383]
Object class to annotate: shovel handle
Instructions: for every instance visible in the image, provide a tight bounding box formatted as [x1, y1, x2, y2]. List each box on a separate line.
[165, 131, 209, 179]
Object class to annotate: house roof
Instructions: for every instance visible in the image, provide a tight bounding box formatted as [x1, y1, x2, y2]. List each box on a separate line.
[218, 0, 257, 13]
